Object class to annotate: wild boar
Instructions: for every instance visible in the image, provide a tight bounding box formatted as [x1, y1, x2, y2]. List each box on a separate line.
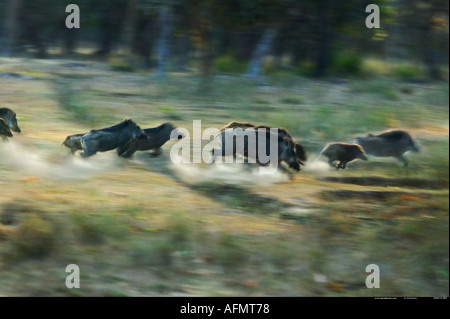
[320, 142, 368, 170]
[119, 122, 184, 158]
[0, 107, 21, 133]
[355, 130, 420, 166]
[80, 119, 145, 158]
[212, 127, 300, 176]
[220, 121, 307, 167]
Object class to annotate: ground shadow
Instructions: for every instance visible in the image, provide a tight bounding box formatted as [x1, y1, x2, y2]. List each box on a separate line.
[131, 151, 297, 215]
[189, 182, 292, 215]
[321, 176, 448, 190]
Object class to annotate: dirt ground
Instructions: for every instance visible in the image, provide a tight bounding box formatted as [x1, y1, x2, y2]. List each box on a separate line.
[0, 57, 448, 296]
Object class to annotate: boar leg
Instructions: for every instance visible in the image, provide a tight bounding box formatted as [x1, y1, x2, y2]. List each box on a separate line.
[328, 158, 336, 168]
[80, 150, 96, 158]
[211, 147, 226, 163]
[118, 145, 137, 158]
[334, 161, 341, 170]
[397, 155, 409, 167]
[118, 139, 139, 158]
[277, 163, 294, 179]
[149, 147, 163, 157]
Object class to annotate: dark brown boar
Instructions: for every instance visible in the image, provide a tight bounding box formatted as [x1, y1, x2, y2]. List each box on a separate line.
[80, 119, 145, 158]
[119, 122, 184, 158]
[320, 143, 368, 170]
[355, 130, 420, 166]
[220, 121, 307, 167]
[212, 127, 300, 176]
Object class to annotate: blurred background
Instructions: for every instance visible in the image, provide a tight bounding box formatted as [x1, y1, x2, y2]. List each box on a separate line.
[0, 0, 448, 296]
[0, 0, 449, 81]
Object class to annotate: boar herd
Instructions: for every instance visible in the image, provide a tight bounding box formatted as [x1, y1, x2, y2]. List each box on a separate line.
[1, 106, 422, 177]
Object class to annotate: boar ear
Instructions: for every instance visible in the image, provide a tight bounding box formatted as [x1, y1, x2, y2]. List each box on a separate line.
[0, 118, 9, 127]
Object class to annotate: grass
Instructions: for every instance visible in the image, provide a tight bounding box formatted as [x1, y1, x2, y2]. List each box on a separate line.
[214, 54, 248, 74]
[108, 56, 136, 73]
[0, 56, 448, 296]
[52, 78, 97, 124]
[392, 63, 425, 80]
[10, 213, 57, 259]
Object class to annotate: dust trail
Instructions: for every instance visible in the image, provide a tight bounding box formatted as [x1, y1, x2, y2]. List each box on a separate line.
[0, 140, 121, 180]
[302, 159, 330, 172]
[170, 162, 289, 186]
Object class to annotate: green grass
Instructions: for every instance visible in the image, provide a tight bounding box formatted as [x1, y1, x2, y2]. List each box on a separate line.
[52, 78, 97, 124]
[214, 54, 248, 74]
[392, 63, 424, 79]
[71, 212, 130, 245]
[331, 51, 364, 76]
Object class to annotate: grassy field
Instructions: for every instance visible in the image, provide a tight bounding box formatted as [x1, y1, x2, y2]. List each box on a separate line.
[0, 57, 448, 296]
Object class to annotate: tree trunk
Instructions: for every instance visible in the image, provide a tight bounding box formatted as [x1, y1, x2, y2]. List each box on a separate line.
[198, 3, 214, 92]
[132, 14, 157, 68]
[175, 32, 191, 72]
[155, 6, 174, 78]
[96, 2, 126, 58]
[314, 0, 332, 77]
[96, 11, 115, 57]
[200, 30, 213, 89]
[2, 0, 21, 57]
[62, 33, 76, 55]
[420, 4, 442, 81]
[120, 0, 138, 55]
[245, 27, 278, 80]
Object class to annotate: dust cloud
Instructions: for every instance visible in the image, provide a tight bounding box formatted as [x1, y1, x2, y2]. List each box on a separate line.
[302, 159, 330, 172]
[170, 162, 290, 186]
[0, 140, 120, 180]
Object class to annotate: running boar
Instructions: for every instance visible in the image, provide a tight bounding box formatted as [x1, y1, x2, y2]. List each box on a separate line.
[320, 143, 368, 170]
[120, 122, 184, 158]
[80, 119, 145, 158]
[0, 107, 21, 133]
[355, 130, 420, 166]
[220, 121, 307, 167]
[212, 127, 300, 176]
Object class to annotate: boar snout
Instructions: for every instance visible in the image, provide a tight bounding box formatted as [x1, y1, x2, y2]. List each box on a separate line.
[411, 144, 421, 153]
[290, 161, 301, 171]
